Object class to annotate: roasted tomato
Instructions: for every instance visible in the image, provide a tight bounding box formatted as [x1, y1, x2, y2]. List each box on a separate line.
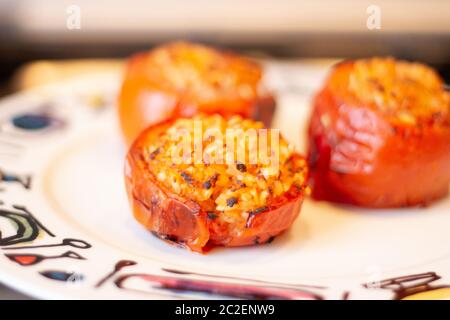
[125, 114, 308, 253]
[308, 57, 450, 208]
[119, 42, 275, 145]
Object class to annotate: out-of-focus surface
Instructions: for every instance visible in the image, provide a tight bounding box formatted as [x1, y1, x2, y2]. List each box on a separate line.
[0, 284, 30, 300]
[1, 0, 449, 61]
[12, 59, 124, 90]
[3, 1, 450, 37]
[1, 0, 450, 95]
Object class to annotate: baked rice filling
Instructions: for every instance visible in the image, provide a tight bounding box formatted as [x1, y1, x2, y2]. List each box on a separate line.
[144, 114, 307, 223]
[141, 42, 262, 103]
[341, 57, 450, 125]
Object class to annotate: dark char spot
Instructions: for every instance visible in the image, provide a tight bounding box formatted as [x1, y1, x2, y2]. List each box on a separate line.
[250, 206, 269, 216]
[246, 206, 269, 228]
[236, 163, 247, 172]
[151, 231, 179, 243]
[226, 197, 238, 207]
[207, 212, 218, 220]
[149, 148, 161, 159]
[203, 180, 212, 189]
[180, 172, 194, 184]
[265, 236, 276, 244]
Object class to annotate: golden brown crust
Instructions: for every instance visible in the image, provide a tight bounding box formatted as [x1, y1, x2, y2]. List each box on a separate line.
[327, 58, 450, 126]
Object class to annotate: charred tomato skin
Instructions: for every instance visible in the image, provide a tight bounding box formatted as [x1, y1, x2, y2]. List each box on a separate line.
[125, 120, 305, 253]
[308, 61, 450, 208]
[119, 44, 275, 145]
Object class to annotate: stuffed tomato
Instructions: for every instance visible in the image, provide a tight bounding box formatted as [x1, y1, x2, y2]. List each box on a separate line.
[119, 42, 275, 145]
[308, 57, 450, 208]
[125, 114, 308, 253]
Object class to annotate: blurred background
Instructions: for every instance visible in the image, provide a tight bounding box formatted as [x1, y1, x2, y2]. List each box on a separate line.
[0, 0, 449, 96]
[0, 0, 449, 299]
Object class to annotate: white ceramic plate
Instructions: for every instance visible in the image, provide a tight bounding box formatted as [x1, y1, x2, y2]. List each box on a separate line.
[1, 61, 449, 300]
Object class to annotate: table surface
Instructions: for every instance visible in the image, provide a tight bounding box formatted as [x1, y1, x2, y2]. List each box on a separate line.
[0, 283, 31, 299]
